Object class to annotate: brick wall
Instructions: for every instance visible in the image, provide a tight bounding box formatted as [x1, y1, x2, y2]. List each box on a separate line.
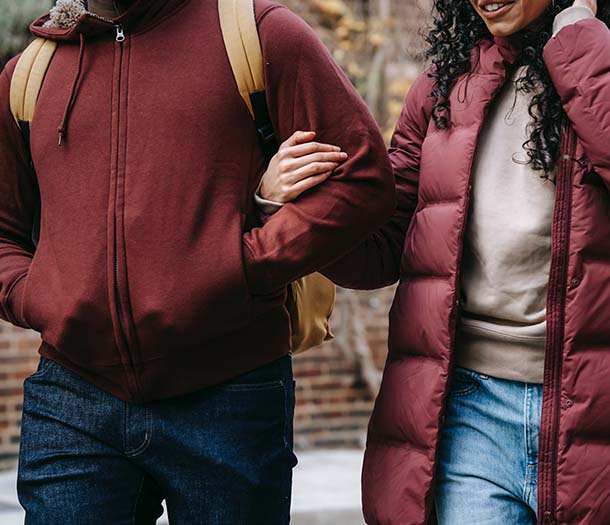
[292, 287, 395, 450]
[0, 324, 41, 470]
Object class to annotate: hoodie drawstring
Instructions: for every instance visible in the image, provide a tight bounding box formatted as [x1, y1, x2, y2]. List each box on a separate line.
[58, 33, 86, 146]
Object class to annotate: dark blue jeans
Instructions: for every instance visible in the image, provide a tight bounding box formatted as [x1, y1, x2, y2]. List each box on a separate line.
[17, 354, 297, 524]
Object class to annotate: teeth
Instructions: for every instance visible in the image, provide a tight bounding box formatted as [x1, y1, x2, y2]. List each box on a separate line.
[483, 3, 508, 11]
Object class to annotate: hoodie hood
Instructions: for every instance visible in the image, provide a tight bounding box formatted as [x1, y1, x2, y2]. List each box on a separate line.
[31, 0, 192, 41]
[28, 0, 192, 145]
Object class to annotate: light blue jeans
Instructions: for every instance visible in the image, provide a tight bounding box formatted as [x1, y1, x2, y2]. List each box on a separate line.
[435, 367, 543, 525]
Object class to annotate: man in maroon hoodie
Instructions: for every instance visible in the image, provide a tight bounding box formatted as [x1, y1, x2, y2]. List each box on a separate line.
[0, 0, 394, 522]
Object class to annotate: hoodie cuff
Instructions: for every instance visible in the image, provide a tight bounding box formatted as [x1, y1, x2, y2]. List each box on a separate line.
[553, 5, 595, 36]
[254, 179, 285, 215]
[255, 193, 285, 215]
[5, 273, 31, 329]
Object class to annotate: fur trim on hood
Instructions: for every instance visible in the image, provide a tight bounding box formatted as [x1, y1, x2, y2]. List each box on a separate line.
[43, 0, 87, 29]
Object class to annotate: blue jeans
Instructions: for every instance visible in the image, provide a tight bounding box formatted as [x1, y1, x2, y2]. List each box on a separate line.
[17, 354, 297, 524]
[435, 367, 543, 525]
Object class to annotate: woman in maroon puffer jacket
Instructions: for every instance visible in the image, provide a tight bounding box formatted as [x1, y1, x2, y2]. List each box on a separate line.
[259, 0, 610, 523]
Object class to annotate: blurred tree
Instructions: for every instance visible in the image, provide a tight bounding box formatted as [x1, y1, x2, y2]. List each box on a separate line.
[0, 0, 52, 68]
[281, 0, 431, 139]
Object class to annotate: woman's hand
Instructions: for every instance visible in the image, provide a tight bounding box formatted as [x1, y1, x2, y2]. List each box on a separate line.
[573, 0, 596, 16]
[260, 131, 348, 203]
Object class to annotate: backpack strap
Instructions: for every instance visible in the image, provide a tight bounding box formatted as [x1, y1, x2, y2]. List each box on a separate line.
[10, 38, 58, 134]
[9, 37, 57, 249]
[218, 0, 278, 162]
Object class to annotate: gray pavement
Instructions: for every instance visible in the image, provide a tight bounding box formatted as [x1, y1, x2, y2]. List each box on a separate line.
[292, 509, 365, 524]
[0, 450, 365, 524]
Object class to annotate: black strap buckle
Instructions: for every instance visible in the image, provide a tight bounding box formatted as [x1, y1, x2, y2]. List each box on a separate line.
[249, 89, 279, 163]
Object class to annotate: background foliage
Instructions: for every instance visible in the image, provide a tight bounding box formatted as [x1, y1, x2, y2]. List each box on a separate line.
[0, 0, 52, 67]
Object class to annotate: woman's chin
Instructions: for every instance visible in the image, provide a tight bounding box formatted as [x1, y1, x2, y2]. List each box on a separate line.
[486, 22, 521, 38]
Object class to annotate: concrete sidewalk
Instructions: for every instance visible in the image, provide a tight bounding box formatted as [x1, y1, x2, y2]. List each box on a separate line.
[0, 449, 365, 524]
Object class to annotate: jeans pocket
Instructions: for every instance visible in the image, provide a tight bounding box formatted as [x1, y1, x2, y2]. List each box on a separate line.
[24, 356, 54, 382]
[218, 379, 285, 392]
[213, 377, 291, 454]
[449, 367, 481, 397]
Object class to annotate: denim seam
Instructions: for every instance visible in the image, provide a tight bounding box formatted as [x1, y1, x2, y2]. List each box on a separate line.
[217, 380, 285, 393]
[125, 411, 152, 458]
[523, 383, 530, 502]
[123, 406, 153, 458]
[281, 380, 289, 448]
[131, 473, 147, 524]
[526, 386, 536, 466]
[122, 403, 128, 453]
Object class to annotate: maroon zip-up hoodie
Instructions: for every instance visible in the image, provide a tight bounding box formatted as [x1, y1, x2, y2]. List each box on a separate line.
[0, 0, 394, 403]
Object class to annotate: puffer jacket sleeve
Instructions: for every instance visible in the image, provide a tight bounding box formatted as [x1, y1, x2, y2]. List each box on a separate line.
[321, 70, 435, 290]
[0, 60, 37, 329]
[544, 17, 610, 191]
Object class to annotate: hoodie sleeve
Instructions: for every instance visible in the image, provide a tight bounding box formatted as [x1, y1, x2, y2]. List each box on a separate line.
[241, 4, 395, 295]
[544, 17, 610, 192]
[0, 61, 37, 329]
[321, 70, 435, 290]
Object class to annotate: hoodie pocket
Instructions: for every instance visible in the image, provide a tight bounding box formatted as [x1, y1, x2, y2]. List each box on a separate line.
[126, 208, 256, 358]
[21, 251, 46, 333]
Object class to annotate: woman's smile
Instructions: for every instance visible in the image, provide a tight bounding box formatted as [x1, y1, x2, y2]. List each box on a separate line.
[479, 1, 516, 20]
[470, 0, 552, 36]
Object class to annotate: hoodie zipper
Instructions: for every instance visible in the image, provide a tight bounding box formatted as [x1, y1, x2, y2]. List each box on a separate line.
[115, 24, 125, 42]
[111, 23, 140, 399]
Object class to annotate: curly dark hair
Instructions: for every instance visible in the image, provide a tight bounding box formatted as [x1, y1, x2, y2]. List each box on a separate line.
[425, 0, 610, 173]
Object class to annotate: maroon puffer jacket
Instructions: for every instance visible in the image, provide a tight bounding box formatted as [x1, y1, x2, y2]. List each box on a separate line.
[325, 17, 610, 525]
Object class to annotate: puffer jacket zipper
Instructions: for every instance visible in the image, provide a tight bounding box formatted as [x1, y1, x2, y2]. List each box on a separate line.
[539, 121, 576, 525]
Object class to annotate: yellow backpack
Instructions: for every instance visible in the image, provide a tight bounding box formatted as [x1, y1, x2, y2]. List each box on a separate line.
[9, 0, 336, 354]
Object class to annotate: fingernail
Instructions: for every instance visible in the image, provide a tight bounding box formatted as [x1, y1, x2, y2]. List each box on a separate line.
[340, 152, 348, 158]
[333, 146, 341, 151]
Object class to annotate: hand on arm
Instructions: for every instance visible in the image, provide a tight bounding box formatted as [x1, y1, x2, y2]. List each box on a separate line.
[257, 131, 347, 212]
[243, 6, 394, 295]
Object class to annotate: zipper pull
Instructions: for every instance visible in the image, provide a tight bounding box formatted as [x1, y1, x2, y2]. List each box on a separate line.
[115, 25, 125, 43]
